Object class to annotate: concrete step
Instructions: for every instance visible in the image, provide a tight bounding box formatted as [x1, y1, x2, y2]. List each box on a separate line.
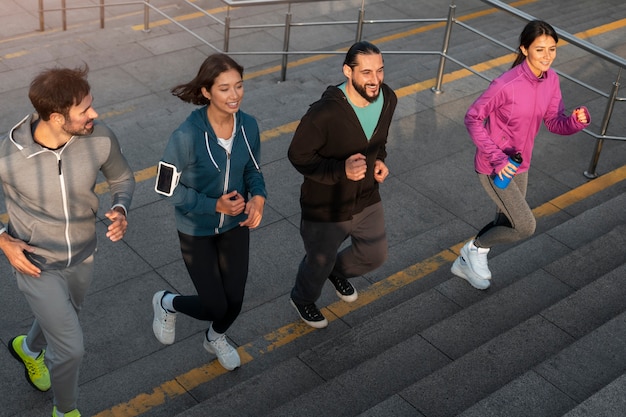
[561, 372, 626, 417]
[170, 190, 626, 417]
[458, 305, 626, 417]
[260, 230, 626, 417]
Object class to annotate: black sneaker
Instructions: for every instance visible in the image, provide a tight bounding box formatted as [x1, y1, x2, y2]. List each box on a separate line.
[290, 299, 328, 328]
[328, 274, 358, 302]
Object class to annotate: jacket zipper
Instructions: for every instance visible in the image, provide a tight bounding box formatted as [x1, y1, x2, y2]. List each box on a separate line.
[55, 148, 73, 267]
[216, 151, 231, 233]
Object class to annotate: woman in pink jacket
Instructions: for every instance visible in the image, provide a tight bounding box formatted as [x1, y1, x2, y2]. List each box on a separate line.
[452, 20, 590, 290]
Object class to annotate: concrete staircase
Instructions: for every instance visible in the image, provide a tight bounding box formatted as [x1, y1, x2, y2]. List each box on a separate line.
[169, 189, 626, 416]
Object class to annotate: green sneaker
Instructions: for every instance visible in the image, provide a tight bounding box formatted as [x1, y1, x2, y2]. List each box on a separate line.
[52, 406, 81, 417]
[8, 335, 51, 392]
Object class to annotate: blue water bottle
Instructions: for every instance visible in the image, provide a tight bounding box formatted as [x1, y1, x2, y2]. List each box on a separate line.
[494, 153, 522, 189]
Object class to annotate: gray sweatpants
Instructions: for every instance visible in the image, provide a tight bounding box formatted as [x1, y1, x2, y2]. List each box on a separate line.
[291, 201, 387, 305]
[474, 172, 536, 248]
[16, 254, 94, 412]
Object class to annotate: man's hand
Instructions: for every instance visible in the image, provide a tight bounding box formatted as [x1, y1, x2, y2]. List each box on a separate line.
[374, 160, 389, 183]
[105, 207, 128, 242]
[346, 153, 367, 181]
[0, 232, 41, 277]
[240, 195, 265, 229]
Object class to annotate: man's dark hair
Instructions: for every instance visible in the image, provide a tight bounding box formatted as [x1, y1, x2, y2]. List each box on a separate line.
[343, 41, 381, 69]
[29, 65, 91, 121]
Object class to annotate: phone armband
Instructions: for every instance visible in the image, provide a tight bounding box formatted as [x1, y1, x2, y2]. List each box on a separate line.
[155, 161, 181, 196]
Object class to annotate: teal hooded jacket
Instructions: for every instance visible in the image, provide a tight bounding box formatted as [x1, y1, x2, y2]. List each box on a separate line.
[159, 107, 266, 236]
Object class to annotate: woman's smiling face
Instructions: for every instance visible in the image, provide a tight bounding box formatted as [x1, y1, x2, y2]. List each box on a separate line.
[203, 68, 244, 115]
[521, 34, 557, 77]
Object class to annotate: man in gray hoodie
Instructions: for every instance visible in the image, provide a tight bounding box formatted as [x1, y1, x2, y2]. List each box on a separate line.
[2, 66, 135, 417]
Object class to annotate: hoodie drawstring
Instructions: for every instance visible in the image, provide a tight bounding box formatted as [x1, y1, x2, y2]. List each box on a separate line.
[241, 126, 261, 172]
[204, 132, 220, 172]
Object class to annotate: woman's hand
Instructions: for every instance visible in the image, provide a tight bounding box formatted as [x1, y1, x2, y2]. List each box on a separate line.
[573, 107, 589, 124]
[240, 195, 265, 229]
[497, 161, 519, 180]
[216, 190, 246, 216]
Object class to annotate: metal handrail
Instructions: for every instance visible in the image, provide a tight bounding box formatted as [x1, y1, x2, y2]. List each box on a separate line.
[432, 1, 625, 178]
[37, 0, 150, 32]
[36, 0, 625, 177]
[483, 0, 625, 178]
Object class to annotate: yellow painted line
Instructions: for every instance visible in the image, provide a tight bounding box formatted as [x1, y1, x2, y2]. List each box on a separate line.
[98, 107, 137, 119]
[260, 120, 300, 141]
[0, 166, 158, 229]
[4, 50, 29, 59]
[532, 164, 626, 218]
[260, 16, 626, 141]
[92, 157, 626, 417]
[8, 6, 622, 417]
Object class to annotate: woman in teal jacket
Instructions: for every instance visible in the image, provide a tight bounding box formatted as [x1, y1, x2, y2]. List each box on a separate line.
[151, 54, 266, 371]
[452, 20, 590, 290]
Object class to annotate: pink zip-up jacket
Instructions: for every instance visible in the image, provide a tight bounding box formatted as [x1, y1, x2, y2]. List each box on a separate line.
[465, 59, 590, 176]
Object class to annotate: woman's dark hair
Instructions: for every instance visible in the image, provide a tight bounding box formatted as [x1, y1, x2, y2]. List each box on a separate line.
[28, 65, 91, 121]
[512, 20, 558, 68]
[171, 53, 244, 105]
[343, 41, 381, 69]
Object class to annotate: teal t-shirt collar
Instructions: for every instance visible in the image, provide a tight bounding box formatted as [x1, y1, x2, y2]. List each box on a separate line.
[339, 82, 383, 141]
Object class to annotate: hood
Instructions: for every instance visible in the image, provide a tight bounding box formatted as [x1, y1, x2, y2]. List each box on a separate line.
[318, 85, 347, 103]
[9, 114, 38, 152]
[186, 106, 243, 136]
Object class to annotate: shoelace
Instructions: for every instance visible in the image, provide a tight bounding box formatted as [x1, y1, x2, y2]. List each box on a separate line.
[26, 354, 46, 379]
[303, 304, 323, 319]
[161, 309, 175, 328]
[330, 276, 352, 294]
[211, 336, 233, 355]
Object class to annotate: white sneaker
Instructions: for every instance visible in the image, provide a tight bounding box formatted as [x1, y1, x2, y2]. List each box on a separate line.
[203, 334, 241, 371]
[460, 240, 491, 280]
[152, 291, 177, 345]
[451, 255, 490, 290]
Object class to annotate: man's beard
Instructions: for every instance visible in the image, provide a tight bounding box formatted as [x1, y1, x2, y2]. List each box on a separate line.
[352, 78, 380, 103]
[62, 119, 94, 136]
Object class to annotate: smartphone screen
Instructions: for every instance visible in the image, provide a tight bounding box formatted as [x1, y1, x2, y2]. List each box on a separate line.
[156, 162, 175, 195]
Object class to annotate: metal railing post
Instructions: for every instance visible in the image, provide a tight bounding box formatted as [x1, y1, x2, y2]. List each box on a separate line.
[432, 2, 456, 94]
[223, 8, 231, 52]
[143, 0, 151, 32]
[62, 0, 67, 31]
[38, 0, 45, 31]
[280, 6, 293, 82]
[355, 0, 365, 43]
[584, 68, 622, 179]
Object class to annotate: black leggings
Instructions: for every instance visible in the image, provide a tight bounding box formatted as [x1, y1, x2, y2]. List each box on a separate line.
[173, 226, 250, 334]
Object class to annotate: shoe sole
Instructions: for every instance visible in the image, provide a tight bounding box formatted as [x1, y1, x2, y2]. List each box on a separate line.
[8, 336, 51, 392]
[290, 299, 328, 329]
[335, 288, 358, 303]
[152, 291, 175, 345]
[451, 258, 490, 290]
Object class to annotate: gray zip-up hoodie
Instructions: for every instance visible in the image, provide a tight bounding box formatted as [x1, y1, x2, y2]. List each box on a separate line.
[0, 114, 135, 270]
